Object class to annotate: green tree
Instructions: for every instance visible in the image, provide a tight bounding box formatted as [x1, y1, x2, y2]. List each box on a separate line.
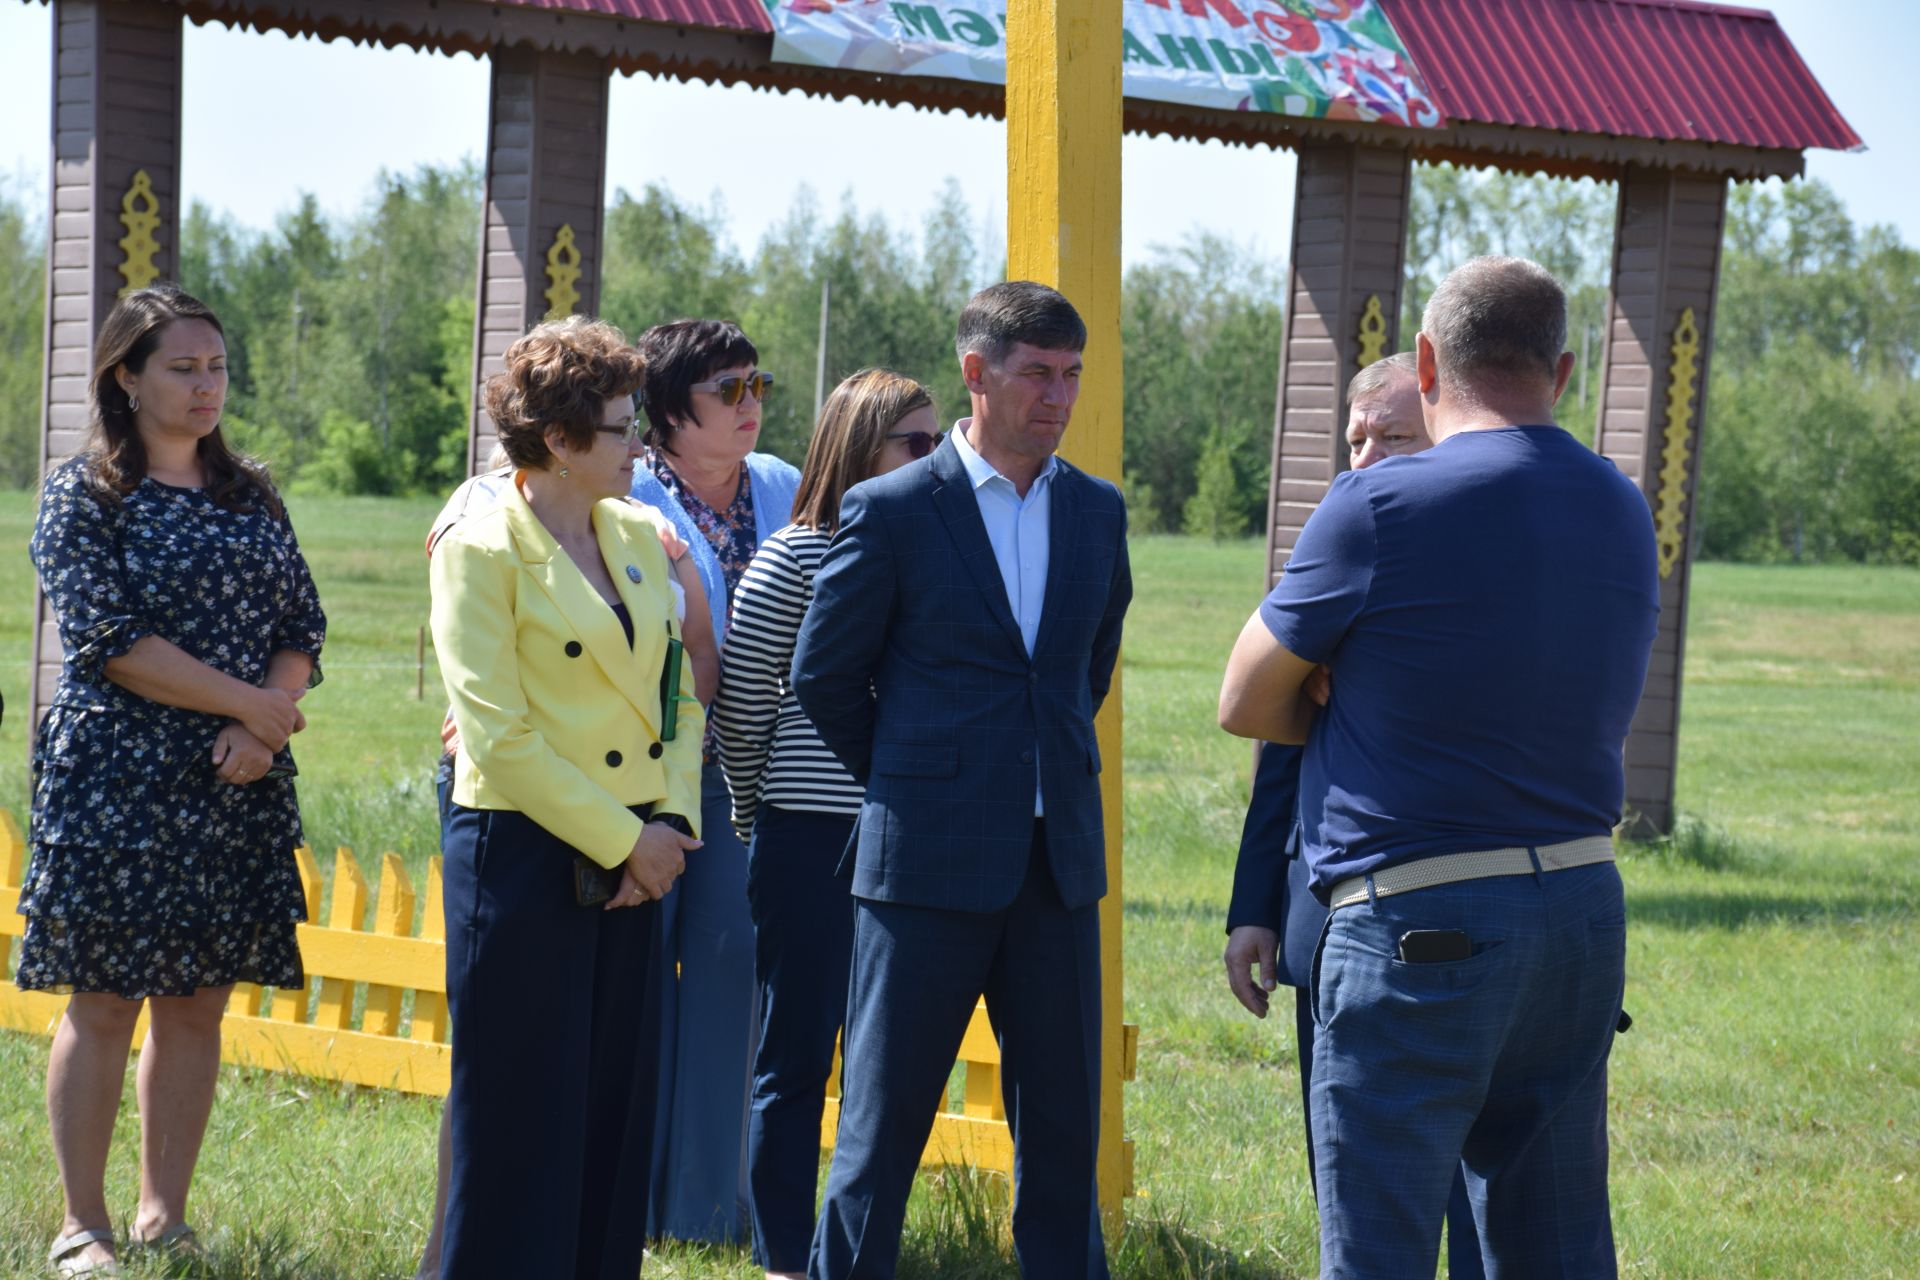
[1183, 427, 1248, 541]
[0, 176, 44, 487]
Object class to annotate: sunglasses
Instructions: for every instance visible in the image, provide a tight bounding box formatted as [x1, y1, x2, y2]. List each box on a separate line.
[690, 371, 776, 406]
[886, 430, 944, 460]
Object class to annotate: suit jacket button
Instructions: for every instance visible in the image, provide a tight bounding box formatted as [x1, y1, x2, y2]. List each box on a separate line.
[565, 640, 583, 658]
[605, 750, 622, 767]
[1020, 749, 1034, 764]
[648, 742, 664, 759]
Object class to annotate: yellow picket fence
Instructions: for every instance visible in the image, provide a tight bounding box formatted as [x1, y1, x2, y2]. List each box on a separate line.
[0, 808, 1014, 1177]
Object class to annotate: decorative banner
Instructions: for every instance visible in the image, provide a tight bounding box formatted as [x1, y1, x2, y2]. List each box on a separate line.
[768, 0, 1441, 128]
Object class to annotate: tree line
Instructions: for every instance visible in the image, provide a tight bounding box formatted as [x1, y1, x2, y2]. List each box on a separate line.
[0, 163, 1914, 562]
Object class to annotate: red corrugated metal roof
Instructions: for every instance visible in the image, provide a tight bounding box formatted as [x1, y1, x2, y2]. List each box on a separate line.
[496, 0, 770, 35]
[1381, 0, 1861, 152]
[490, 0, 1860, 153]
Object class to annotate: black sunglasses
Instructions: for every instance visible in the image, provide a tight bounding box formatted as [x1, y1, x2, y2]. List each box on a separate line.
[886, 430, 943, 460]
[689, 371, 775, 407]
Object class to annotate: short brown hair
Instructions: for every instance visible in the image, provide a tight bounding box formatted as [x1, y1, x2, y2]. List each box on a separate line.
[483, 316, 645, 469]
[790, 368, 933, 533]
[955, 281, 1086, 366]
[1421, 256, 1567, 388]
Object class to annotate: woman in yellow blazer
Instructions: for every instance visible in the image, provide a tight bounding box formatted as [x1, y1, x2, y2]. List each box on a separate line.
[428, 315, 703, 1280]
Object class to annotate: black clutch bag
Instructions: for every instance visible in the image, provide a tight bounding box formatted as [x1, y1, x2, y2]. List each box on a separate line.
[573, 855, 620, 907]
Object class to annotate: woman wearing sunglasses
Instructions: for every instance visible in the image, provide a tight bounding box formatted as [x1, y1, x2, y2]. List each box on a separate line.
[710, 368, 937, 1279]
[628, 319, 803, 1244]
[429, 315, 704, 1278]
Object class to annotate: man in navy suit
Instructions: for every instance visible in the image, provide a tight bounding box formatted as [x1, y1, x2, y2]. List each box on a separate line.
[1223, 352, 1485, 1280]
[793, 281, 1131, 1279]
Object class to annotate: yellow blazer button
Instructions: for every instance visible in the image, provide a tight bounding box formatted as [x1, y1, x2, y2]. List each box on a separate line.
[606, 750, 623, 768]
[565, 640, 583, 658]
[648, 742, 664, 760]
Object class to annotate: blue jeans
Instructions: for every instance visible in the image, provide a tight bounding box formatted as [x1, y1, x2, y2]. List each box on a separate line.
[1311, 862, 1626, 1279]
[649, 765, 758, 1242]
[744, 805, 858, 1271]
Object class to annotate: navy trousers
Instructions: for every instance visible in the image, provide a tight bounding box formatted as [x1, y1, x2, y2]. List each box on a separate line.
[810, 824, 1108, 1280]
[1312, 862, 1626, 1279]
[440, 804, 661, 1280]
[744, 805, 859, 1271]
[1293, 988, 1485, 1278]
[649, 764, 758, 1241]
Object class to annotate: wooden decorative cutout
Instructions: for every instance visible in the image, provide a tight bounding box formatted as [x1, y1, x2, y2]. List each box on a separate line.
[1355, 294, 1389, 370]
[544, 224, 582, 318]
[1655, 306, 1701, 579]
[117, 170, 162, 296]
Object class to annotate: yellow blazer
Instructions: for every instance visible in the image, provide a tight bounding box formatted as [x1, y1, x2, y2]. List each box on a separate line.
[429, 477, 704, 868]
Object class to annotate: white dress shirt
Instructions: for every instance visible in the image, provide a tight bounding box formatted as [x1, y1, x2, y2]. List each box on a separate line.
[951, 419, 1055, 815]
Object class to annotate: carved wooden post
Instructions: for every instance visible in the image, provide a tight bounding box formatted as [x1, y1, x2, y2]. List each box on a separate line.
[1263, 142, 1412, 586]
[1594, 166, 1729, 837]
[31, 0, 183, 725]
[467, 44, 611, 476]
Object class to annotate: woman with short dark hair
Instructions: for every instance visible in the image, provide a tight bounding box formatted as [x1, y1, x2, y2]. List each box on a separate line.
[711, 368, 937, 1279]
[26, 284, 325, 1275]
[430, 314, 704, 1278]
[627, 318, 801, 1243]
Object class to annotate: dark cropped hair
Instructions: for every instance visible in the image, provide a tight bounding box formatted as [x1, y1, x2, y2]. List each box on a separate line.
[82, 284, 281, 518]
[1421, 256, 1568, 388]
[636, 319, 759, 450]
[791, 369, 934, 534]
[483, 316, 646, 470]
[954, 281, 1086, 367]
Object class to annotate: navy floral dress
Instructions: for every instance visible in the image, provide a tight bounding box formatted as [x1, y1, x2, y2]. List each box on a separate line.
[19, 459, 327, 998]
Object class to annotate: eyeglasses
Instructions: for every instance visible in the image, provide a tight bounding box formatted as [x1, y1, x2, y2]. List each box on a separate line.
[886, 430, 944, 460]
[595, 420, 643, 446]
[689, 371, 775, 406]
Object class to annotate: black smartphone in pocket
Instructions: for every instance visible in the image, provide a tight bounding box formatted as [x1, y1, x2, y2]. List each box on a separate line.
[1397, 929, 1472, 963]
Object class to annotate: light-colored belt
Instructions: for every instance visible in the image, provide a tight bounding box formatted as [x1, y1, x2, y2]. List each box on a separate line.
[1328, 835, 1616, 910]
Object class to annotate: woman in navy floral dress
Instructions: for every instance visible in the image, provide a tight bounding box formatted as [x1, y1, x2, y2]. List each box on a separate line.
[25, 286, 325, 1276]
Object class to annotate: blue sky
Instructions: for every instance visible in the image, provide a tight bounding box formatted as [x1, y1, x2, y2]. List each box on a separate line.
[0, 1, 1911, 266]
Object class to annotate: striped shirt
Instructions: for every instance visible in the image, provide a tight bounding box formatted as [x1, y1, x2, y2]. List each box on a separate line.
[712, 524, 864, 836]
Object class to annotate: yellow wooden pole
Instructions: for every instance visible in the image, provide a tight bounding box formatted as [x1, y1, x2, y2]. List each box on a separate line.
[1004, 0, 1131, 1223]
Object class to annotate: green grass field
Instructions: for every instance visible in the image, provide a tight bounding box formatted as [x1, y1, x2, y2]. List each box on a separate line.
[0, 491, 1915, 1277]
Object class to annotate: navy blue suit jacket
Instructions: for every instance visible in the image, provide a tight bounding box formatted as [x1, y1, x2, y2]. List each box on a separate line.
[792, 437, 1131, 914]
[1227, 742, 1327, 990]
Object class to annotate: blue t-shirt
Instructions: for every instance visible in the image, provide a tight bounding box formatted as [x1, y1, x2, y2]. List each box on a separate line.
[1259, 426, 1659, 895]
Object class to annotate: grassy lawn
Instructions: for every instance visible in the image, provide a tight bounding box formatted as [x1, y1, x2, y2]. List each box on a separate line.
[1, 490, 1915, 1277]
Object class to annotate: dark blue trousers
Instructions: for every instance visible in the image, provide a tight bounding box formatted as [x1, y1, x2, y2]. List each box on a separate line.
[744, 805, 859, 1271]
[1294, 988, 1485, 1279]
[809, 824, 1108, 1280]
[440, 804, 661, 1280]
[1312, 863, 1626, 1279]
[649, 764, 757, 1242]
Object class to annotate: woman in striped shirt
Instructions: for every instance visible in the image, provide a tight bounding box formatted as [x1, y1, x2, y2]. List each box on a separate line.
[712, 368, 940, 1279]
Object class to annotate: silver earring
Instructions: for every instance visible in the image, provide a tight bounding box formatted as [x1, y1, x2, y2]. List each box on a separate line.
[128, 395, 139, 413]
[559, 465, 569, 478]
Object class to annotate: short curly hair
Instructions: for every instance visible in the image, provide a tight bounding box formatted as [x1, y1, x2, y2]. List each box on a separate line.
[483, 316, 645, 469]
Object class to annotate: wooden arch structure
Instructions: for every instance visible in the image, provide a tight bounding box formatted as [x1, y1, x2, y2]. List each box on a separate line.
[20, 0, 1858, 1217]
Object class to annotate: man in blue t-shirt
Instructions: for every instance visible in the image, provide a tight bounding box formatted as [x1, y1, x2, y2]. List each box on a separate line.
[1219, 256, 1658, 1278]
